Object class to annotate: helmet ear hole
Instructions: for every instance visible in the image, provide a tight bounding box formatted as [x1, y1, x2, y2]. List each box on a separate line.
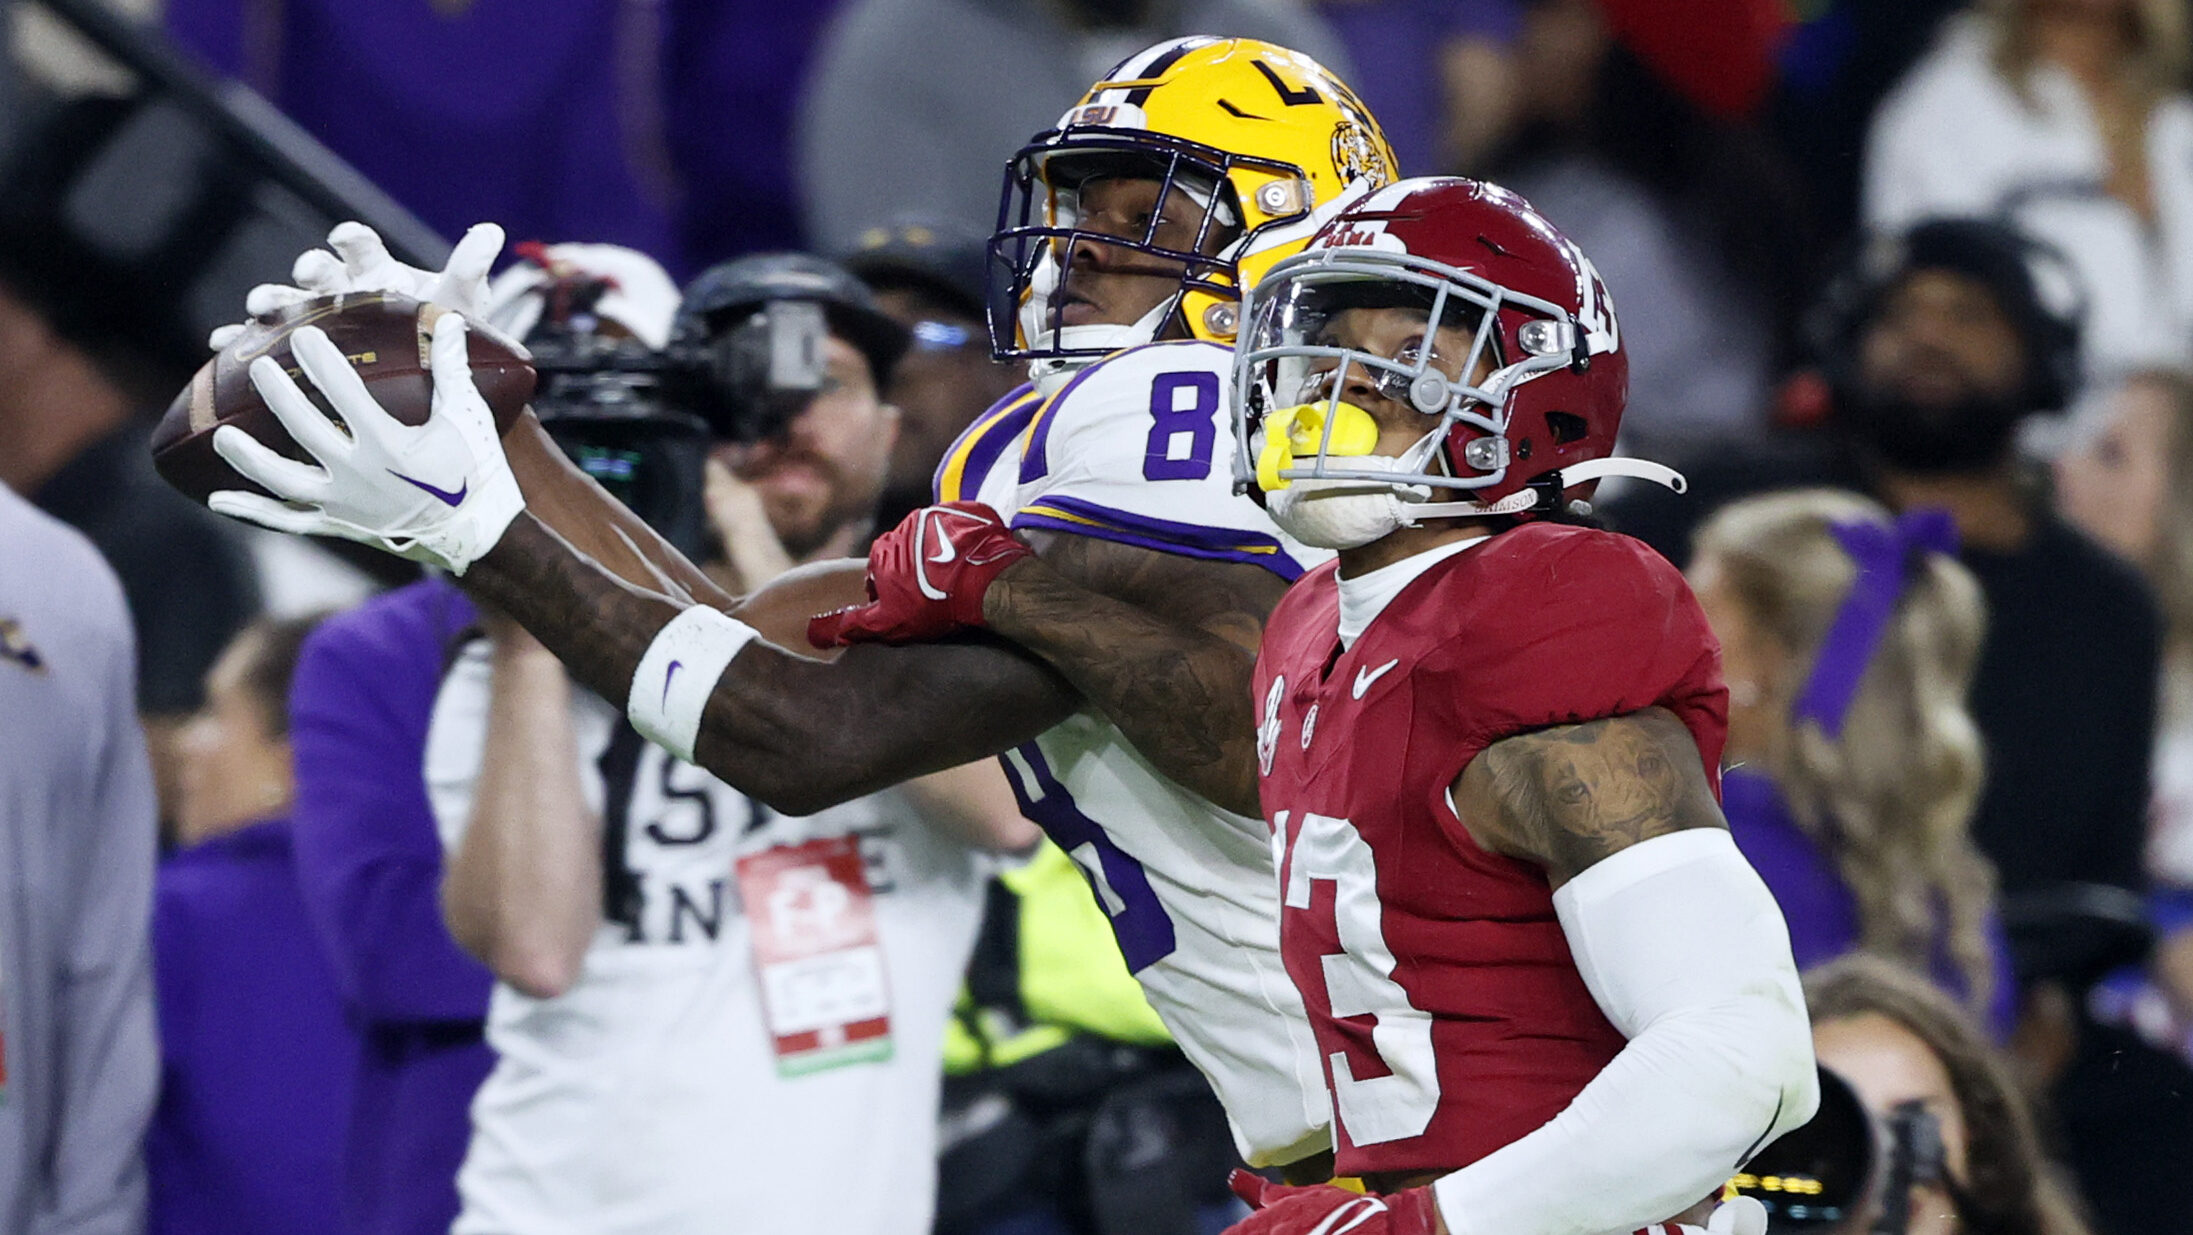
[1545, 411, 1589, 445]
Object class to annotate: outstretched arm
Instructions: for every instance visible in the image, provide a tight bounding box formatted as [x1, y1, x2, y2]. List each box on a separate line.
[204, 323, 1081, 815]
[980, 533, 1279, 818]
[807, 502, 1284, 818]
[503, 410, 730, 609]
[460, 513, 1079, 815]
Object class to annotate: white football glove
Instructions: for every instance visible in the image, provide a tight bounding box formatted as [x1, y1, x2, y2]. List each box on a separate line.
[206, 313, 523, 575]
[209, 220, 505, 350]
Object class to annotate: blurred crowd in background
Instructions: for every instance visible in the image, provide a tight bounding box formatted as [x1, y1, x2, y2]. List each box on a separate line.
[4, 0, 2193, 1233]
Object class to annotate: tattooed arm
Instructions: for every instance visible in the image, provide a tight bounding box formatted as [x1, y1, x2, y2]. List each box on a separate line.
[1450, 706, 1727, 887]
[982, 532, 1286, 819]
[460, 513, 1080, 815]
[461, 506, 1278, 818]
[1418, 705, 1817, 1235]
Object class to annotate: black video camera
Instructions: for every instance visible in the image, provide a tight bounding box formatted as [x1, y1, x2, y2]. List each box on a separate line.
[523, 319, 715, 565]
[1729, 1067, 1962, 1235]
[527, 296, 830, 447]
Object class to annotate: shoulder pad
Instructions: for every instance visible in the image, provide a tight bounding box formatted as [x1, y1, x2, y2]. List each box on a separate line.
[1021, 342, 1233, 486]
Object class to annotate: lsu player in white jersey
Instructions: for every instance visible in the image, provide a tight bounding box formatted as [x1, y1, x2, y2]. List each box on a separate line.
[197, 37, 1397, 1177]
[890, 36, 1402, 1171]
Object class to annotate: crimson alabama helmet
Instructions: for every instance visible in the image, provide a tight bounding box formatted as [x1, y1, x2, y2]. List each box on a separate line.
[1234, 176, 1683, 517]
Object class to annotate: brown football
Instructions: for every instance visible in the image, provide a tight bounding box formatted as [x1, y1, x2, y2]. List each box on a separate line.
[151, 292, 536, 506]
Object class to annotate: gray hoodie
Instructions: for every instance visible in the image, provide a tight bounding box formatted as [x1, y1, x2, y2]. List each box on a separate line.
[0, 482, 156, 1235]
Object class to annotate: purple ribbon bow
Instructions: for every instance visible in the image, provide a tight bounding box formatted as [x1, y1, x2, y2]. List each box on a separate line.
[1789, 507, 1960, 738]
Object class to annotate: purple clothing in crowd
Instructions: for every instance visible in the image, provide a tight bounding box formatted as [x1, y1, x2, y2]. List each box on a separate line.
[164, 0, 680, 267]
[663, 0, 845, 266]
[1314, 0, 1520, 176]
[147, 817, 355, 1235]
[288, 579, 493, 1235]
[1723, 767, 2018, 1037]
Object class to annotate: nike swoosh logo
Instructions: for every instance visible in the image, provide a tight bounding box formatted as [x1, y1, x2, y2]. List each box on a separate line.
[663, 659, 683, 707]
[389, 469, 467, 507]
[915, 508, 952, 601]
[1352, 659, 1399, 699]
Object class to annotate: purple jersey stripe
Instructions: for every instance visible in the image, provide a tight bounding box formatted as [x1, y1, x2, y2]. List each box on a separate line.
[1012, 512, 1307, 581]
[1024, 492, 1293, 548]
[961, 398, 1040, 505]
[932, 384, 1036, 503]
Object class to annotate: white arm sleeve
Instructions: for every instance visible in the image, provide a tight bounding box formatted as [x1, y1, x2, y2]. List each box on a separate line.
[1433, 829, 1819, 1235]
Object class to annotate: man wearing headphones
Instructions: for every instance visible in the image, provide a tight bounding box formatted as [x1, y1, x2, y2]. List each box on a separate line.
[1817, 220, 2190, 1233]
[1613, 217, 2159, 907]
[1804, 218, 2159, 907]
[427, 250, 1033, 1235]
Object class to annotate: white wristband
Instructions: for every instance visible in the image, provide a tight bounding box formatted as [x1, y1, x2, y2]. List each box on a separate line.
[627, 606, 757, 764]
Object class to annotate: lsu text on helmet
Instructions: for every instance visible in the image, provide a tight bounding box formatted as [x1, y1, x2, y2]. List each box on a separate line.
[1235, 176, 1687, 520]
[989, 36, 1398, 365]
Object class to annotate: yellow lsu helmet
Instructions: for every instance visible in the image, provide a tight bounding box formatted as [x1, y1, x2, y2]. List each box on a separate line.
[989, 36, 1398, 363]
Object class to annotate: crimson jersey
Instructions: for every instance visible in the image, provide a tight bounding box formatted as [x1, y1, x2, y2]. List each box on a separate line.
[1252, 523, 1729, 1177]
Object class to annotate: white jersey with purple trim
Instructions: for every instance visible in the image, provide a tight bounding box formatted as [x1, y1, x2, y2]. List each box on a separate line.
[934, 340, 1335, 1165]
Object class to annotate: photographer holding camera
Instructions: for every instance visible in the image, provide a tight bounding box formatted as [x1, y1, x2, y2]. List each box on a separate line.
[428, 248, 1034, 1235]
[1735, 956, 2093, 1235]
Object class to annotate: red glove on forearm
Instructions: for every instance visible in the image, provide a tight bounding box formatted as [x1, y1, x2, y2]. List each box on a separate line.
[1221, 1170, 1440, 1235]
[807, 501, 1035, 648]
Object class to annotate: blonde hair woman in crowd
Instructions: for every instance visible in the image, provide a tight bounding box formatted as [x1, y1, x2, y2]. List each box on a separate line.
[1689, 490, 2013, 1030]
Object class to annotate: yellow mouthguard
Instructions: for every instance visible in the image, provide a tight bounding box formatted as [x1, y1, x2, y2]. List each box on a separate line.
[1255, 401, 1382, 491]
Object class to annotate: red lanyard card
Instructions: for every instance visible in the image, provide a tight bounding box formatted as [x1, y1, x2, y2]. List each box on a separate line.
[735, 835, 894, 1076]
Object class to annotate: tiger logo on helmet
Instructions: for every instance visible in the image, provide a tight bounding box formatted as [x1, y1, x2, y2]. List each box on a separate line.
[1330, 120, 1392, 188]
[989, 36, 1399, 367]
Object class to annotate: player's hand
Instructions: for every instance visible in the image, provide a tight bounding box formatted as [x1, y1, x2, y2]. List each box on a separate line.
[1221, 1171, 1440, 1235]
[209, 220, 504, 350]
[705, 457, 795, 593]
[806, 501, 1034, 648]
[206, 313, 523, 574]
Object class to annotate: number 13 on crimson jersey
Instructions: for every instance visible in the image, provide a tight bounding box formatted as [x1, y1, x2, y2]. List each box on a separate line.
[1252, 529, 1698, 1176]
[1274, 810, 1439, 1147]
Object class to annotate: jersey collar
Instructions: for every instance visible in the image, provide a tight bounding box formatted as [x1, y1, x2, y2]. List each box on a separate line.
[1336, 534, 1489, 650]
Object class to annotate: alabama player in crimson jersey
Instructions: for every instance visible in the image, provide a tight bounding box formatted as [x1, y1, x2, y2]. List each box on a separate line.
[813, 178, 1818, 1235]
